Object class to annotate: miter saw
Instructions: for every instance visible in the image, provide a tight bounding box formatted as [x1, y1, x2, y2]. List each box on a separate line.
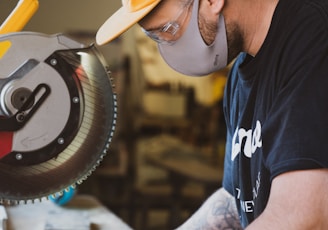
[0, 0, 117, 203]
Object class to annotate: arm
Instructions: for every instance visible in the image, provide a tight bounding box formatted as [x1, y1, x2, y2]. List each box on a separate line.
[177, 187, 242, 230]
[246, 169, 328, 230]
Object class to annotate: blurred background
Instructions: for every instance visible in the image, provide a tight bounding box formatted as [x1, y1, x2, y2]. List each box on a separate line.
[0, 1, 230, 229]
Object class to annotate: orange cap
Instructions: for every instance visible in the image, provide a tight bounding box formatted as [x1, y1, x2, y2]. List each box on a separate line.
[96, 0, 161, 45]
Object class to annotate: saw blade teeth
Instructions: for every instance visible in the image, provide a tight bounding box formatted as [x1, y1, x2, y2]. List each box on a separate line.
[0, 61, 118, 203]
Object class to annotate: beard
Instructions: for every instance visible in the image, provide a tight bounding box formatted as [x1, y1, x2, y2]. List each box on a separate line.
[199, 14, 243, 63]
[198, 13, 217, 45]
[225, 21, 243, 63]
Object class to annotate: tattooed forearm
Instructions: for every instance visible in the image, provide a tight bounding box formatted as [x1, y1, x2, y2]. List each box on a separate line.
[211, 191, 242, 230]
[177, 188, 242, 230]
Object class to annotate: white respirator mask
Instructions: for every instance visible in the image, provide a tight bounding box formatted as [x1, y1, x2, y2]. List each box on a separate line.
[158, 0, 228, 76]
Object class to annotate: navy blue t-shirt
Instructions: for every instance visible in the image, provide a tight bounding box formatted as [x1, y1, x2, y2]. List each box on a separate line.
[222, 0, 328, 227]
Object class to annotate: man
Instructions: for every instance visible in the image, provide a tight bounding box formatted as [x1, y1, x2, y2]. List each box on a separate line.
[96, 0, 328, 229]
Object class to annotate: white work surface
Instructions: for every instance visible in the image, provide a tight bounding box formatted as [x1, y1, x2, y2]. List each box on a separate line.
[4, 195, 132, 230]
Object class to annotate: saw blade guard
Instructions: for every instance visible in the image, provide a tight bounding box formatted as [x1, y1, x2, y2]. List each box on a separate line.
[0, 32, 116, 202]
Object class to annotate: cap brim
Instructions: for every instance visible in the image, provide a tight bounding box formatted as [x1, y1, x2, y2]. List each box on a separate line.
[96, 0, 161, 45]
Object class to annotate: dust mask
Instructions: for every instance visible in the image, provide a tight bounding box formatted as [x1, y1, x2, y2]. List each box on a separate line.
[158, 0, 228, 76]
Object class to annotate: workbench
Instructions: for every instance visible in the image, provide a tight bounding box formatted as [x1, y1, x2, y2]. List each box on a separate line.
[3, 195, 132, 230]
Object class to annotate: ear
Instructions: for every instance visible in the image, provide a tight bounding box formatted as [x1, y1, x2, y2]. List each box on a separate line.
[206, 0, 225, 15]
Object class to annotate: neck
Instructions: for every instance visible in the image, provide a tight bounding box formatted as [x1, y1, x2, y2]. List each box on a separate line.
[224, 0, 279, 56]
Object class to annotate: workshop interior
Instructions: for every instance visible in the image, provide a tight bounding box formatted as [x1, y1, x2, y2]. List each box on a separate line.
[0, 0, 229, 229]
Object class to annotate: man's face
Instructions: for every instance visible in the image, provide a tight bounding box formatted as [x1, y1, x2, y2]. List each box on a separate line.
[140, 0, 221, 45]
[140, 0, 242, 63]
[141, 0, 230, 76]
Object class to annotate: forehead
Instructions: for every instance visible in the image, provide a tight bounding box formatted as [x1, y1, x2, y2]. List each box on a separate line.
[139, 0, 182, 29]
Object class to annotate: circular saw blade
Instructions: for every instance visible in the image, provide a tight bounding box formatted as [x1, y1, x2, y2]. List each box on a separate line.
[0, 32, 116, 203]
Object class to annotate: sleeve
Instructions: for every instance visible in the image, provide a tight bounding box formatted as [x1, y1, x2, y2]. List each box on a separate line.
[262, 11, 328, 180]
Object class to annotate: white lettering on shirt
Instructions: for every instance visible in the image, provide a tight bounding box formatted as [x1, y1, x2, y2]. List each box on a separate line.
[231, 120, 263, 161]
[240, 200, 254, 213]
